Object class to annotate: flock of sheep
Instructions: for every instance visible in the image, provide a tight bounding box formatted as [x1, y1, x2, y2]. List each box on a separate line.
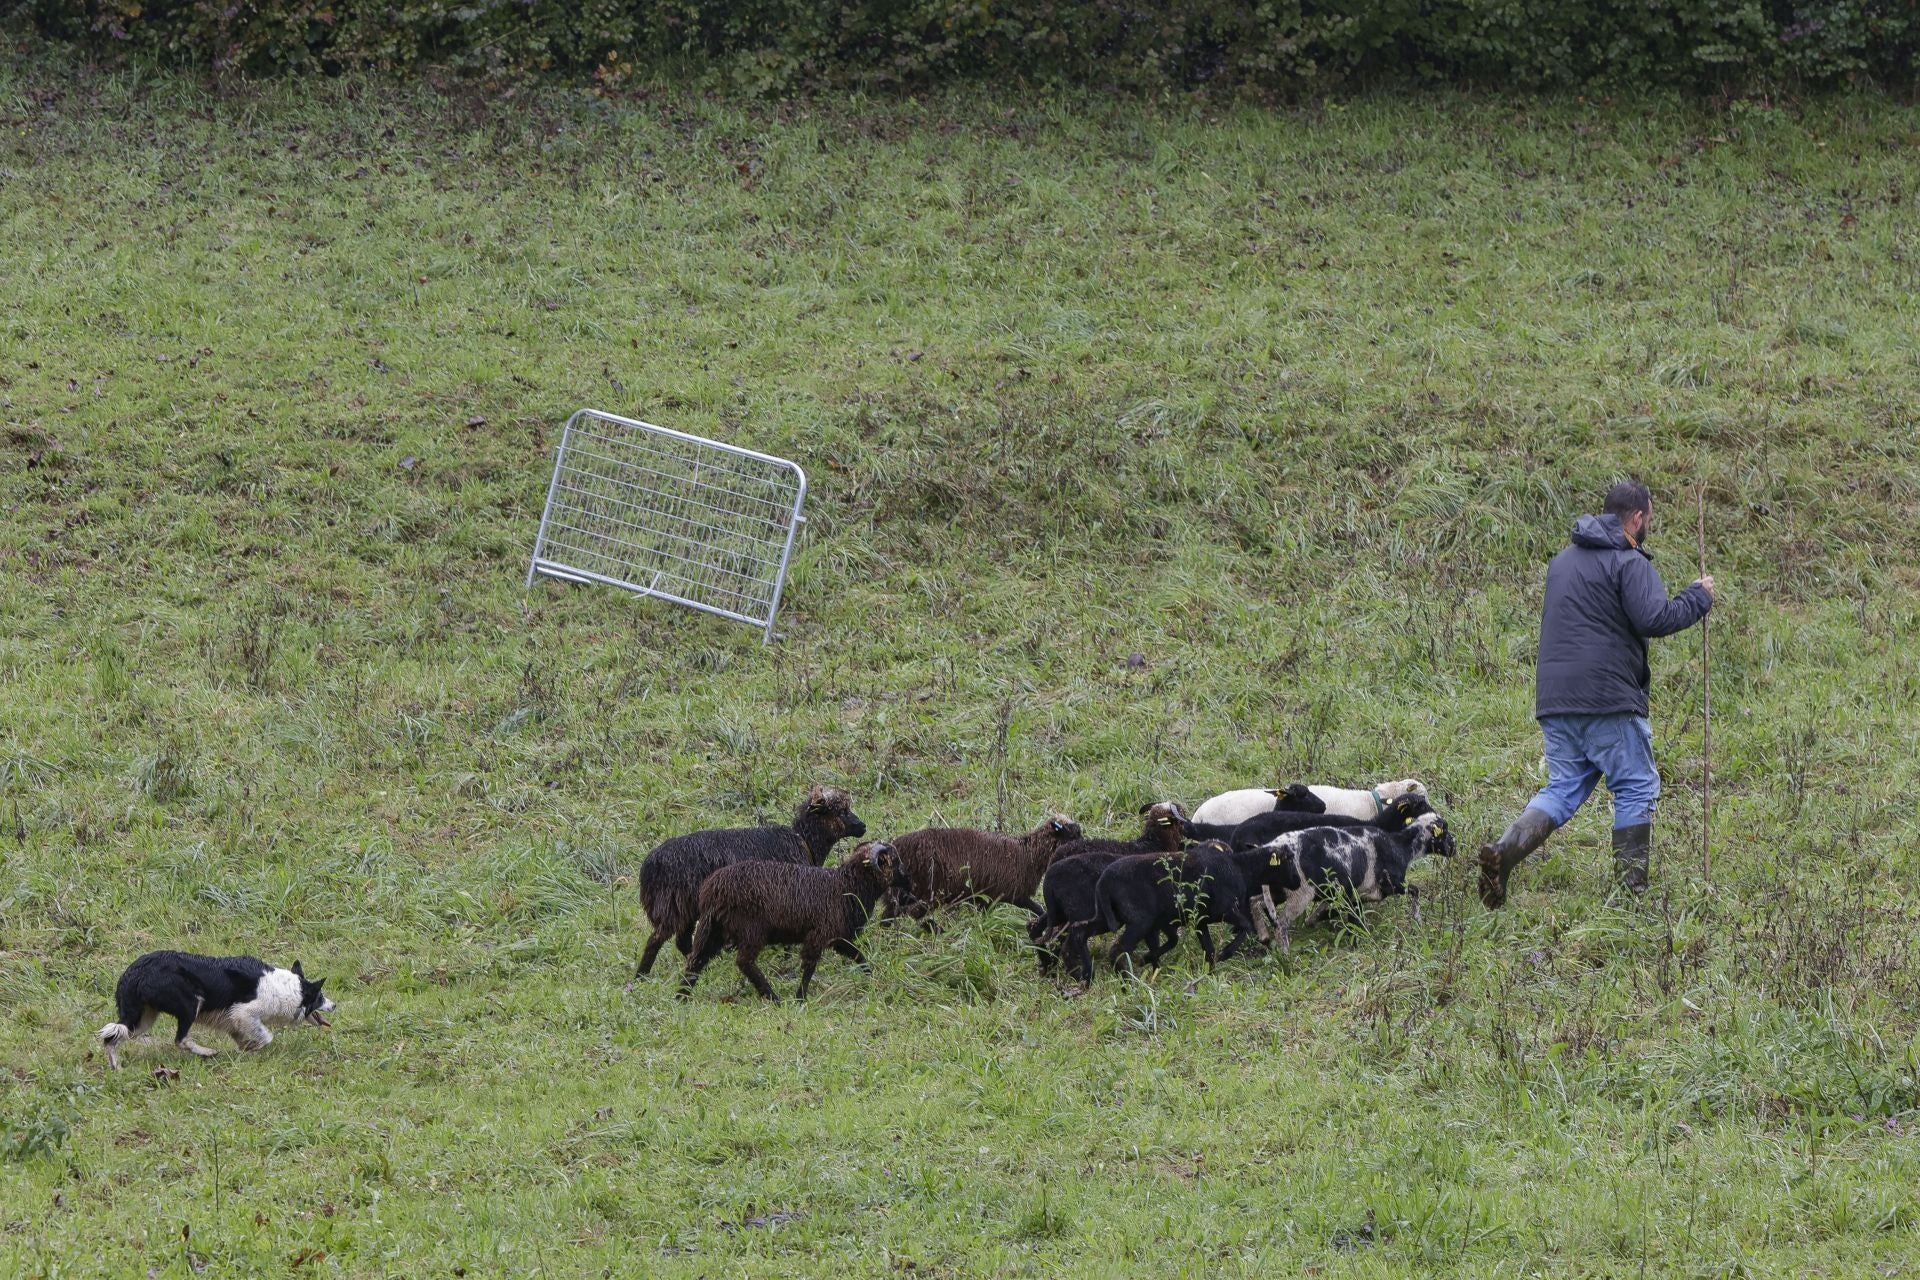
[627, 778, 1450, 1000]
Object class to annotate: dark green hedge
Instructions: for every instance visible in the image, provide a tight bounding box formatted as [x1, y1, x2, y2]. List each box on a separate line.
[12, 0, 1918, 91]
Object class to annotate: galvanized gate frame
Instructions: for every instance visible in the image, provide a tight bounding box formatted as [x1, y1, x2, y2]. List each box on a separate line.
[525, 409, 808, 645]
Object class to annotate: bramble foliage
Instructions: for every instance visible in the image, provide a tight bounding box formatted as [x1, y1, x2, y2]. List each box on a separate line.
[12, 0, 1918, 90]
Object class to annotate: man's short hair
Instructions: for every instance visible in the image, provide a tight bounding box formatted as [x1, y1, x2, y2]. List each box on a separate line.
[1604, 481, 1652, 519]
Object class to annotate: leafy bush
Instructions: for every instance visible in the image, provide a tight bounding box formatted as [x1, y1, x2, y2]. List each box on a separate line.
[1, 1101, 72, 1162]
[9, 1, 1917, 95]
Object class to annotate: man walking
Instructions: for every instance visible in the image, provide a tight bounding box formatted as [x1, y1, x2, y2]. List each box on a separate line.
[1479, 481, 1715, 907]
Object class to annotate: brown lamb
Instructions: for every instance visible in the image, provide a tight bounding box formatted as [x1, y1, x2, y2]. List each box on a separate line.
[677, 841, 911, 1002]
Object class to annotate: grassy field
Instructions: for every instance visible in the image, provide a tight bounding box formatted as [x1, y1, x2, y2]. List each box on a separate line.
[4, 49, 1920, 1276]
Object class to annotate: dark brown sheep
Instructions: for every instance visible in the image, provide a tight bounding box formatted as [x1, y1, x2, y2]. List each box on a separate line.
[889, 814, 1084, 916]
[629, 786, 865, 985]
[677, 840, 911, 1002]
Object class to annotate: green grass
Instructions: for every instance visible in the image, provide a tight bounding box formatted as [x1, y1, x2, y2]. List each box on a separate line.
[4, 50, 1920, 1276]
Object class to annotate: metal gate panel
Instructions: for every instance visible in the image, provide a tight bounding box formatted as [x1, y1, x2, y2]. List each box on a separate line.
[526, 409, 807, 644]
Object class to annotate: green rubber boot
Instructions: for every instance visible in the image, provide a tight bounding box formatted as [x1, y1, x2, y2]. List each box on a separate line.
[1477, 808, 1557, 909]
[1613, 823, 1651, 895]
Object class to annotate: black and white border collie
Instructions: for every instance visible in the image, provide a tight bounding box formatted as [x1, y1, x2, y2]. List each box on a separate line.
[98, 951, 335, 1068]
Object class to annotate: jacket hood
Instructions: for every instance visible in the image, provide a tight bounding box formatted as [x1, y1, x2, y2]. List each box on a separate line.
[1571, 513, 1635, 552]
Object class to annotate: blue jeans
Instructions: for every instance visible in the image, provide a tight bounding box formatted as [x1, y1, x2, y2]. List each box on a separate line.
[1526, 714, 1660, 829]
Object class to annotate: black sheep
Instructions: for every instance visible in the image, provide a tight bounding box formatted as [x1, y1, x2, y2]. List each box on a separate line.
[629, 786, 865, 985]
[1090, 840, 1273, 974]
[678, 840, 910, 1002]
[1027, 801, 1188, 977]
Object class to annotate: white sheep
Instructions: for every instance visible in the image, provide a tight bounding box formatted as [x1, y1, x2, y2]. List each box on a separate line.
[1190, 778, 1428, 827]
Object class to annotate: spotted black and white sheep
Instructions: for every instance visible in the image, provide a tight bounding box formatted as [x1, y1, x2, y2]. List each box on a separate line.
[1027, 802, 1189, 977]
[1190, 778, 1426, 828]
[1254, 811, 1457, 951]
[677, 840, 911, 1002]
[629, 786, 866, 984]
[1090, 839, 1273, 974]
[889, 814, 1084, 917]
[1219, 790, 1432, 850]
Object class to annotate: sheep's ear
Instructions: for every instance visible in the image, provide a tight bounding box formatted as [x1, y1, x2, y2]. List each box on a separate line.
[1137, 802, 1153, 815]
[292, 961, 305, 976]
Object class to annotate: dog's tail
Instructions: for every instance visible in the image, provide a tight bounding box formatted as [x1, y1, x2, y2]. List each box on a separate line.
[99, 1022, 130, 1069]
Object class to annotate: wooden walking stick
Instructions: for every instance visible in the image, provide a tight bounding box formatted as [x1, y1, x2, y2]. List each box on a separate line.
[1698, 485, 1712, 882]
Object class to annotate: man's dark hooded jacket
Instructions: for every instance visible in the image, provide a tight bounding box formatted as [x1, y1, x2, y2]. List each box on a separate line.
[1535, 514, 1712, 719]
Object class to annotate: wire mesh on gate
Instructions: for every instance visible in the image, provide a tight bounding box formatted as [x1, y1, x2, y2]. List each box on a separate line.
[525, 409, 808, 644]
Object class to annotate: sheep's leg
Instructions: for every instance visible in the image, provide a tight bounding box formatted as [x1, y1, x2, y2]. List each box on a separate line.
[675, 920, 725, 1000]
[1271, 885, 1318, 955]
[1248, 897, 1273, 945]
[1069, 923, 1100, 983]
[674, 923, 696, 957]
[1011, 896, 1043, 915]
[1120, 920, 1172, 971]
[1192, 923, 1218, 972]
[631, 927, 672, 983]
[1033, 933, 1059, 974]
[1406, 885, 1421, 924]
[1138, 923, 1182, 969]
[794, 946, 824, 1000]
[1028, 915, 1060, 973]
[832, 938, 870, 972]
[733, 943, 781, 1002]
[1256, 886, 1280, 938]
[1218, 901, 1260, 960]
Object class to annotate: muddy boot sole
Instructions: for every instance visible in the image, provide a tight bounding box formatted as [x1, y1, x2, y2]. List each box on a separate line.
[1478, 843, 1515, 909]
